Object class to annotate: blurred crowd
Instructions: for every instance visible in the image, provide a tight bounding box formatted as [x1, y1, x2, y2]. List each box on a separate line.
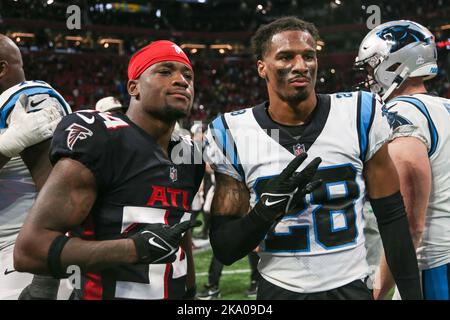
[2, 0, 449, 32]
[5, 0, 447, 128]
[22, 48, 449, 129]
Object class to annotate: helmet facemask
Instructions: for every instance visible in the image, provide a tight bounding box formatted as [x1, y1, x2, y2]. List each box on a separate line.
[353, 54, 384, 95]
[355, 20, 438, 101]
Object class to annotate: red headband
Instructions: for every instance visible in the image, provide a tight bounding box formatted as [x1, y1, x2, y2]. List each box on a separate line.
[127, 40, 192, 80]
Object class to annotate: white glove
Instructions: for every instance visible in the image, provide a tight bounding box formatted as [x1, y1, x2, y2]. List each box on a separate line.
[0, 94, 63, 157]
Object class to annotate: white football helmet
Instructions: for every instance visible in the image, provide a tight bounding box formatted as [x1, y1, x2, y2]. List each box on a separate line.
[355, 20, 438, 100]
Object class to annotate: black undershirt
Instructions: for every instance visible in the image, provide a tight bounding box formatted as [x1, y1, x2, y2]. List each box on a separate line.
[264, 108, 315, 140]
[278, 123, 306, 140]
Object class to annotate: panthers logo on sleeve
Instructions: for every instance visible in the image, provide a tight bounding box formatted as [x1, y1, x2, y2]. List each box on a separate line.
[382, 104, 413, 129]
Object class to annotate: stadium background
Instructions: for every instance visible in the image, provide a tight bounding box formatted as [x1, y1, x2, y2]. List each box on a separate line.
[1, 0, 449, 299]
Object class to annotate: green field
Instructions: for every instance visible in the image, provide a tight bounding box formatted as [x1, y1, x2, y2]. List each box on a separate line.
[194, 247, 396, 300]
[193, 248, 256, 300]
[192, 214, 256, 300]
[192, 221, 393, 300]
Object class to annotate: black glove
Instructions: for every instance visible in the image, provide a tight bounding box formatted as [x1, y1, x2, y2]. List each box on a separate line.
[18, 275, 60, 300]
[253, 153, 322, 223]
[129, 219, 201, 264]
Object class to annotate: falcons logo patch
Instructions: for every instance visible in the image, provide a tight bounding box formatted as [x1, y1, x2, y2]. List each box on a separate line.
[66, 123, 93, 150]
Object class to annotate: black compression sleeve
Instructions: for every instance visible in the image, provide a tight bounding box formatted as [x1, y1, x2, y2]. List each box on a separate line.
[209, 211, 273, 266]
[370, 191, 423, 300]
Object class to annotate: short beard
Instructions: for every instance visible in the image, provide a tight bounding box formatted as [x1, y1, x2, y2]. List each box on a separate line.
[149, 106, 189, 123]
[286, 89, 310, 104]
[278, 87, 312, 106]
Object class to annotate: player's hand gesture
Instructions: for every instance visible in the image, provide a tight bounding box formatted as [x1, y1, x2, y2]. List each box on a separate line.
[0, 94, 63, 157]
[254, 153, 322, 223]
[128, 218, 201, 264]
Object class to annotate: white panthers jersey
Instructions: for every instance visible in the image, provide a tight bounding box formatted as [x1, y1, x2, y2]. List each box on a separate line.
[386, 93, 450, 270]
[0, 80, 71, 250]
[205, 91, 391, 293]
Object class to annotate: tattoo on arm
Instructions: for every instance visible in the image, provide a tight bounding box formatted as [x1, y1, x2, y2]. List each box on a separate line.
[211, 172, 250, 217]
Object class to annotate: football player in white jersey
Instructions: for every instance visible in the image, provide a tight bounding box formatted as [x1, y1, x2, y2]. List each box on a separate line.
[204, 16, 422, 299]
[356, 20, 450, 300]
[0, 34, 70, 299]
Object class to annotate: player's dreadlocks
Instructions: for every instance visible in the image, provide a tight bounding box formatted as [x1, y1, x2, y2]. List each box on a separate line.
[251, 16, 320, 60]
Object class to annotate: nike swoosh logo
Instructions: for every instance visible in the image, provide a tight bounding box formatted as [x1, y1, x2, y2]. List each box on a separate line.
[264, 198, 287, 207]
[4, 269, 16, 275]
[30, 98, 46, 108]
[76, 113, 95, 124]
[149, 237, 169, 252]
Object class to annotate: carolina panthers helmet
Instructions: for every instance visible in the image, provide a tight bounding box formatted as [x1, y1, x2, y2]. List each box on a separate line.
[355, 20, 438, 100]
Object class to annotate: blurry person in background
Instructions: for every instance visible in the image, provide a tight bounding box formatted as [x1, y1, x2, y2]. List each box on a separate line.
[95, 96, 126, 114]
[0, 34, 70, 300]
[356, 20, 450, 300]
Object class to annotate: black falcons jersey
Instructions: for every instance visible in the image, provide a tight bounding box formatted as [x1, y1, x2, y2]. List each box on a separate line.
[50, 110, 204, 300]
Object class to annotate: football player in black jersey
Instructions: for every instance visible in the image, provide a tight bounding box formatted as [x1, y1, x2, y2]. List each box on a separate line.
[14, 41, 204, 300]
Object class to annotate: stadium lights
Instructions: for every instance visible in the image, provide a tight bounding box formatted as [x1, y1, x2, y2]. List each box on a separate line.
[316, 40, 325, 51]
[156, 9, 161, 18]
[65, 36, 83, 42]
[98, 38, 124, 54]
[176, 0, 208, 3]
[99, 38, 123, 45]
[335, 0, 342, 5]
[210, 44, 233, 50]
[65, 36, 84, 47]
[437, 40, 450, 49]
[181, 44, 207, 49]
[12, 32, 35, 41]
[190, 48, 198, 54]
[47, 0, 54, 4]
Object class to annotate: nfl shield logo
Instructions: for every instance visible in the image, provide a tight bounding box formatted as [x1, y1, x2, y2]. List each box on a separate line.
[293, 143, 306, 156]
[169, 166, 178, 182]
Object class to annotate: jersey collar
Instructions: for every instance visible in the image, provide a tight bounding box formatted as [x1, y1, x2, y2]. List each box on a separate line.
[252, 94, 331, 155]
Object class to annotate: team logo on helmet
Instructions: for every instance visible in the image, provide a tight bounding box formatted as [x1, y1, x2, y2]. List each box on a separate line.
[376, 25, 427, 53]
[66, 123, 93, 150]
[416, 55, 425, 65]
